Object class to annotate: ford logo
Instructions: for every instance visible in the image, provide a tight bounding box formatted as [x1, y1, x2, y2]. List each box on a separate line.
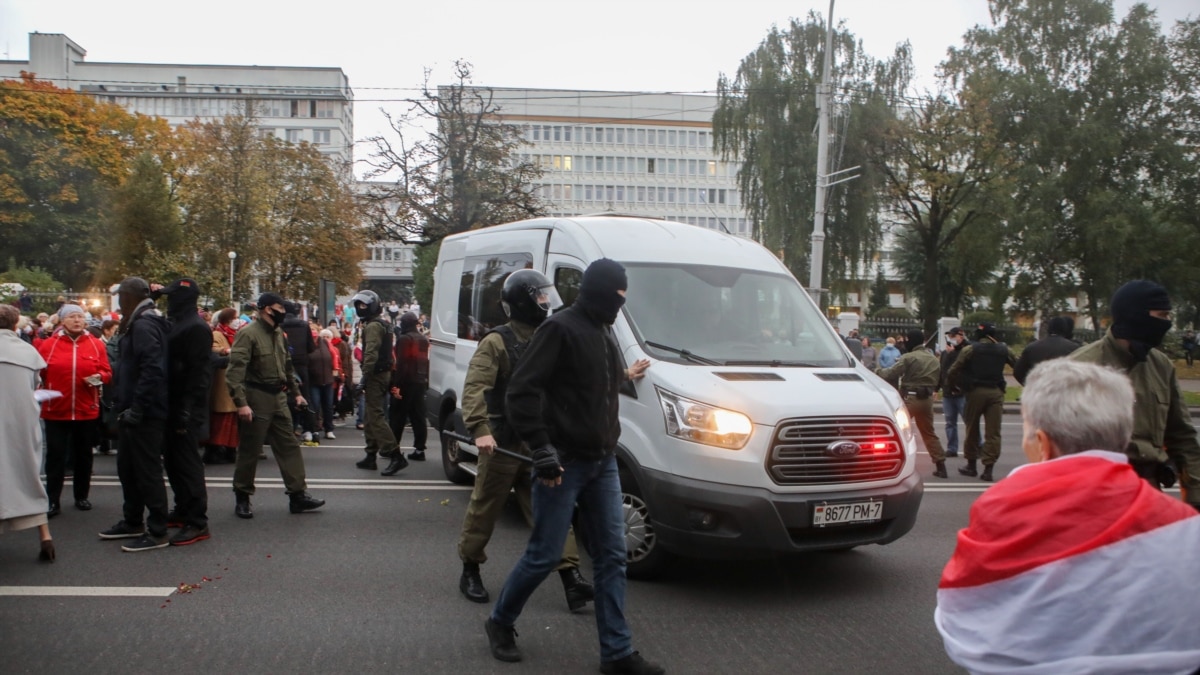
[826, 440, 861, 458]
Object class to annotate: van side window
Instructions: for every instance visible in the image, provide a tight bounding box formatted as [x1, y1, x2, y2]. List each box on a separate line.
[554, 267, 583, 309]
[458, 253, 534, 341]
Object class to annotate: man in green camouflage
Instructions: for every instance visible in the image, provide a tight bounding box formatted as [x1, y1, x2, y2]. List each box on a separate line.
[876, 329, 947, 478]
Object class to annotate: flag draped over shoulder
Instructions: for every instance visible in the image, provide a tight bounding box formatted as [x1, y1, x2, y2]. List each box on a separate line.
[935, 450, 1200, 675]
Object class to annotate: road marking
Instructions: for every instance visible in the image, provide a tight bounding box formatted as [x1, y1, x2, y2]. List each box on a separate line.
[84, 480, 471, 492]
[0, 586, 177, 597]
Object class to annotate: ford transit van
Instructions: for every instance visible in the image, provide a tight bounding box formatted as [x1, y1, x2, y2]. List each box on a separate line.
[427, 215, 923, 578]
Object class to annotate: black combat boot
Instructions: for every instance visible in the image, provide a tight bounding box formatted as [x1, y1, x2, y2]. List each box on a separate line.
[460, 562, 489, 603]
[381, 453, 409, 476]
[235, 491, 253, 519]
[560, 567, 595, 611]
[932, 461, 947, 479]
[355, 452, 377, 470]
[288, 491, 326, 513]
[958, 459, 978, 477]
[980, 464, 994, 482]
[484, 618, 521, 663]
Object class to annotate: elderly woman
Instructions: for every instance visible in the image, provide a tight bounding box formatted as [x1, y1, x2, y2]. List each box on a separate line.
[38, 304, 112, 515]
[205, 308, 240, 464]
[0, 305, 55, 561]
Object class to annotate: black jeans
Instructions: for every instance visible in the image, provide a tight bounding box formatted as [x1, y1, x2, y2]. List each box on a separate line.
[309, 383, 336, 433]
[44, 419, 96, 504]
[388, 383, 428, 452]
[163, 425, 208, 528]
[117, 417, 169, 537]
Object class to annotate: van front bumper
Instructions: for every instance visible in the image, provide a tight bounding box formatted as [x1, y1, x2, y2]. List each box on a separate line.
[640, 467, 923, 557]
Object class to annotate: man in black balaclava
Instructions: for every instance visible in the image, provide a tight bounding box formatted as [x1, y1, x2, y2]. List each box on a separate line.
[1071, 280, 1200, 511]
[946, 321, 1017, 482]
[1013, 316, 1080, 385]
[153, 278, 212, 546]
[486, 258, 659, 673]
[99, 277, 172, 551]
[281, 301, 317, 443]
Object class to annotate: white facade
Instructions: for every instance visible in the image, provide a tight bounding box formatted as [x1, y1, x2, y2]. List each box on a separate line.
[484, 88, 753, 235]
[0, 33, 354, 167]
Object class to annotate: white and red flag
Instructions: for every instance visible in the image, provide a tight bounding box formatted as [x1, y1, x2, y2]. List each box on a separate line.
[935, 450, 1200, 674]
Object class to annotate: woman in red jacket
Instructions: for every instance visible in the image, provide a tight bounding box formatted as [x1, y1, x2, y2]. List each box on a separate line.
[37, 304, 112, 516]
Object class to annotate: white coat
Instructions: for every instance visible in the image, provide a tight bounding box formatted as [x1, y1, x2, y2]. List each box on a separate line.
[0, 329, 50, 525]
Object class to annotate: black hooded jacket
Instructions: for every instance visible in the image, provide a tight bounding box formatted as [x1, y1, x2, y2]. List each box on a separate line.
[116, 299, 170, 420]
[282, 314, 316, 378]
[1013, 317, 1081, 385]
[166, 302, 215, 434]
[505, 298, 625, 460]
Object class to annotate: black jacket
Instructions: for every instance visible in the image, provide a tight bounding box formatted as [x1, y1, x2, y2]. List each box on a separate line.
[506, 301, 624, 461]
[116, 300, 170, 420]
[167, 308, 214, 433]
[282, 316, 316, 376]
[1013, 335, 1080, 385]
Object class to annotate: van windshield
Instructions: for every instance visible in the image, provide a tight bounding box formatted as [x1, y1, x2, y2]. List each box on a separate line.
[622, 263, 850, 367]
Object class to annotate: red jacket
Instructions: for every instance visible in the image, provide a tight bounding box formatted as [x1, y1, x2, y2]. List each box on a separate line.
[38, 330, 112, 421]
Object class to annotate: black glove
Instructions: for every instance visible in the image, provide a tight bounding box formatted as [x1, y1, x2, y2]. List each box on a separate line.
[531, 444, 563, 481]
[118, 407, 144, 427]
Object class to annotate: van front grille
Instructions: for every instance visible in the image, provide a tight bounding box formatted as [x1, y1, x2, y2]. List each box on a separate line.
[767, 417, 904, 485]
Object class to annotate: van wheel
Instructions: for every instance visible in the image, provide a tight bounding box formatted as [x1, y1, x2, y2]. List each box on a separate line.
[440, 429, 474, 486]
[620, 468, 671, 580]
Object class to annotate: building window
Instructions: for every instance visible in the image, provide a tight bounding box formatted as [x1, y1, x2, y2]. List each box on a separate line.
[584, 127, 593, 143]
[668, 130, 677, 146]
[615, 157, 625, 173]
[564, 126, 572, 142]
[563, 156, 572, 171]
[646, 158, 656, 174]
[605, 128, 614, 143]
[667, 159, 676, 175]
[604, 156, 614, 172]
[313, 129, 331, 145]
[637, 186, 646, 202]
[315, 100, 338, 118]
[563, 184, 573, 200]
[708, 160, 717, 176]
[584, 156, 594, 172]
[668, 187, 676, 203]
[657, 129, 666, 145]
[286, 129, 303, 143]
[637, 128, 646, 145]
[689, 131, 698, 147]
[616, 128, 625, 144]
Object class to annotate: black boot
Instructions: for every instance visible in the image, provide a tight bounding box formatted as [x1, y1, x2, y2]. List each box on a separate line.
[381, 454, 409, 476]
[932, 461, 947, 479]
[980, 465, 995, 482]
[560, 567, 595, 612]
[355, 452, 377, 470]
[288, 491, 326, 513]
[460, 562, 489, 603]
[484, 618, 521, 663]
[235, 491, 253, 519]
[958, 459, 978, 477]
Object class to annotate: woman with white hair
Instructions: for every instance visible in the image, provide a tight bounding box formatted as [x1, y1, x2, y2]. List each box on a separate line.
[0, 304, 55, 561]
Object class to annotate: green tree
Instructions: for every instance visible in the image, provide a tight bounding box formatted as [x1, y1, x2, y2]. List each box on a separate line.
[713, 13, 912, 295]
[362, 61, 545, 245]
[411, 240, 440, 312]
[101, 152, 184, 283]
[868, 269, 889, 316]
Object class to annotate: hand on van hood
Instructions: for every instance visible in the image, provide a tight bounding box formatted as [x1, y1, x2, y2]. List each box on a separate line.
[578, 258, 627, 325]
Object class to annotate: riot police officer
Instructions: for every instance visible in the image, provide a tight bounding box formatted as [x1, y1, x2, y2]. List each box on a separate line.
[876, 329, 947, 478]
[946, 322, 1016, 482]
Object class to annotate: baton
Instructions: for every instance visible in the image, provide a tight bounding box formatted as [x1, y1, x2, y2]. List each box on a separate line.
[443, 430, 532, 464]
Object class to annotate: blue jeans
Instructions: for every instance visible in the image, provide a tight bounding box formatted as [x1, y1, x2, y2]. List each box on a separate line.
[943, 394, 965, 455]
[492, 454, 633, 662]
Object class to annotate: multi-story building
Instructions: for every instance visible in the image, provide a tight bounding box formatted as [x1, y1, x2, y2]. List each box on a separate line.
[483, 88, 753, 235]
[0, 32, 354, 167]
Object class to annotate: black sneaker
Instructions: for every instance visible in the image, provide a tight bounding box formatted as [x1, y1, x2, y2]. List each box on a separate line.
[407, 449, 426, 461]
[121, 533, 169, 552]
[381, 454, 409, 476]
[98, 521, 145, 540]
[484, 618, 521, 662]
[169, 525, 211, 546]
[600, 651, 665, 675]
[166, 510, 185, 528]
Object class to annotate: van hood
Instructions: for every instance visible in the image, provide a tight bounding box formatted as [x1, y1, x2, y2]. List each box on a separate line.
[639, 360, 904, 426]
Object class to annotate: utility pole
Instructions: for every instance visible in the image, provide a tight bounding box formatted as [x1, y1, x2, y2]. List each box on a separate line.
[808, 0, 836, 306]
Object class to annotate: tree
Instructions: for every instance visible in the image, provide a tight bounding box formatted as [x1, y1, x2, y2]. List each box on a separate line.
[0, 75, 169, 288]
[868, 269, 889, 316]
[869, 92, 1012, 332]
[713, 13, 912, 295]
[101, 152, 184, 283]
[362, 61, 545, 245]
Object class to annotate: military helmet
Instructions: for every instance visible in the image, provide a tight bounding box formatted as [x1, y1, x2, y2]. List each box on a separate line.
[351, 289, 382, 320]
[501, 270, 562, 326]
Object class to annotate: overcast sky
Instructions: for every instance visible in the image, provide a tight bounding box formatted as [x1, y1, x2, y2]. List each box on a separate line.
[2, 0, 1195, 177]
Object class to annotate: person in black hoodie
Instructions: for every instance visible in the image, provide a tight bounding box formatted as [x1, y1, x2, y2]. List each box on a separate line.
[281, 301, 317, 442]
[99, 277, 172, 552]
[154, 278, 212, 546]
[485, 259, 659, 675]
[1013, 316, 1080, 385]
[388, 311, 430, 465]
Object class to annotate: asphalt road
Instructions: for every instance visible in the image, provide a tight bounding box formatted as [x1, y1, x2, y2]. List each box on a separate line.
[0, 418, 1075, 673]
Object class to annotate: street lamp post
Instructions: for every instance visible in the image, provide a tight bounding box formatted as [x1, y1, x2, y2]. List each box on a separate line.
[228, 251, 237, 307]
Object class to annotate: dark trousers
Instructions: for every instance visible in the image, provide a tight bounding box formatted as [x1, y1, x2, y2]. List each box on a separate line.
[388, 383, 428, 451]
[117, 417, 169, 537]
[234, 388, 309, 495]
[290, 372, 315, 433]
[906, 397, 945, 463]
[362, 373, 396, 454]
[164, 426, 209, 528]
[309, 383, 335, 433]
[44, 419, 96, 504]
[963, 387, 1005, 466]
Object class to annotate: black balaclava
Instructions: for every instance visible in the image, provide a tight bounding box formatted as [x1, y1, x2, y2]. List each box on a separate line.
[1047, 316, 1075, 340]
[1111, 280, 1172, 361]
[973, 322, 997, 342]
[906, 329, 926, 351]
[400, 311, 420, 333]
[258, 292, 287, 330]
[577, 258, 627, 325]
[155, 278, 200, 320]
[116, 276, 152, 334]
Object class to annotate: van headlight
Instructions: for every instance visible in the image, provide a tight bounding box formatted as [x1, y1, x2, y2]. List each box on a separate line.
[657, 387, 752, 450]
[894, 405, 916, 450]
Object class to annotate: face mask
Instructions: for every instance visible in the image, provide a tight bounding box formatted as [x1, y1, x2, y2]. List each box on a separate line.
[264, 309, 285, 327]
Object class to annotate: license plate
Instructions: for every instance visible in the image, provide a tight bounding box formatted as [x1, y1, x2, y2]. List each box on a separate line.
[812, 500, 883, 527]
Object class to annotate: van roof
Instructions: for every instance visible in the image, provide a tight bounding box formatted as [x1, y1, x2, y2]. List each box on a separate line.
[456, 215, 790, 275]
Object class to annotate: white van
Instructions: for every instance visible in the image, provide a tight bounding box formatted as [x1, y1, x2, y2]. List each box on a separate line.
[426, 215, 924, 578]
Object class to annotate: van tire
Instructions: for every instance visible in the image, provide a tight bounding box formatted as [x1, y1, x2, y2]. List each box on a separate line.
[440, 428, 475, 486]
[619, 467, 671, 580]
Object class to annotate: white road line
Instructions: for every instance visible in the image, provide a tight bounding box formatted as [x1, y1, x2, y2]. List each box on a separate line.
[0, 586, 177, 597]
[84, 480, 471, 491]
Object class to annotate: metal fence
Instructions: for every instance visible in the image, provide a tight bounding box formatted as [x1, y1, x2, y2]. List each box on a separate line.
[860, 318, 1103, 350]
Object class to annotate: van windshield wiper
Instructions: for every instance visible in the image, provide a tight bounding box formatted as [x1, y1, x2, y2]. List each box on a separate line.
[722, 359, 823, 368]
[644, 341, 724, 366]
